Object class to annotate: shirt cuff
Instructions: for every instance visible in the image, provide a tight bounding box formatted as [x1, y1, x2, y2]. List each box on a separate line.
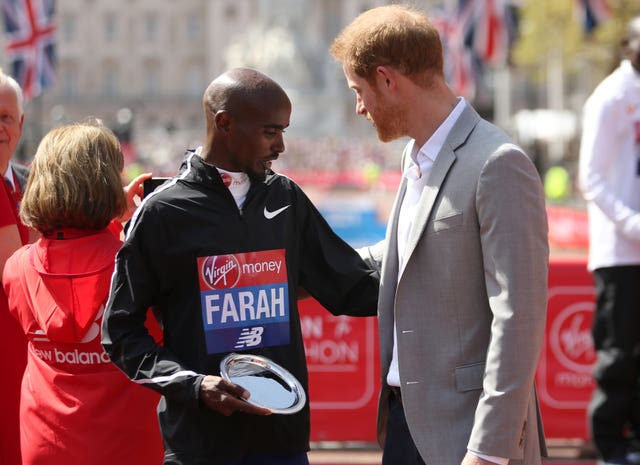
[468, 450, 509, 465]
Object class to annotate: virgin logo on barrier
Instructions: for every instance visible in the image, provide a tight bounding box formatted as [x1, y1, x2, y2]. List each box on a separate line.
[537, 285, 596, 411]
[550, 302, 595, 373]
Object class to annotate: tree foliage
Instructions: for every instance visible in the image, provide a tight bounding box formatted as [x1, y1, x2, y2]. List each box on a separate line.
[512, 0, 640, 84]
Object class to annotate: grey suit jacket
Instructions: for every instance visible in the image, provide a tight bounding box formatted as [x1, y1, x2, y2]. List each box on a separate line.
[368, 104, 548, 465]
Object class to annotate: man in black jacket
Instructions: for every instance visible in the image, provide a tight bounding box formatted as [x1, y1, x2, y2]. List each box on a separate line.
[102, 67, 379, 465]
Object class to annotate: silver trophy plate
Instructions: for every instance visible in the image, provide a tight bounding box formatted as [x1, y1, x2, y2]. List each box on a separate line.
[219, 353, 306, 415]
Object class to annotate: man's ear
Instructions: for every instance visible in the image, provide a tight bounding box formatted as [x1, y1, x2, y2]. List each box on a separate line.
[375, 65, 396, 90]
[215, 110, 231, 132]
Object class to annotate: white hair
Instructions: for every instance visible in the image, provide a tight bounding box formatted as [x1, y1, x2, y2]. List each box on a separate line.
[0, 69, 24, 116]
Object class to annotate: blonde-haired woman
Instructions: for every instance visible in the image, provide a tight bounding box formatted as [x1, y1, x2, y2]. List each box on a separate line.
[2, 122, 163, 465]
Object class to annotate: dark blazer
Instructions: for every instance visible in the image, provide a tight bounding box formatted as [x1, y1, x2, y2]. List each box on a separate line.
[11, 162, 29, 193]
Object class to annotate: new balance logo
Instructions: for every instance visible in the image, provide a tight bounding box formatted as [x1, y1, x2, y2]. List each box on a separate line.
[263, 205, 291, 219]
[234, 327, 264, 349]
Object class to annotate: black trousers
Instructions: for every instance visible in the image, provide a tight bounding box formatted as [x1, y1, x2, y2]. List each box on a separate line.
[382, 392, 426, 465]
[589, 266, 640, 460]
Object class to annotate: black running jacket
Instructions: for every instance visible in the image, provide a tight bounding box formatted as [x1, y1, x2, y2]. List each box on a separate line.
[102, 151, 379, 464]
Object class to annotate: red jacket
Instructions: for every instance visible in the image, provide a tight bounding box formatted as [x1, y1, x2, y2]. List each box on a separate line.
[2, 227, 163, 465]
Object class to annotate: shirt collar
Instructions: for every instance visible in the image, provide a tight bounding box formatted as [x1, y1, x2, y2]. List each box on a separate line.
[621, 59, 640, 82]
[415, 97, 467, 163]
[403, 98, 467, 179]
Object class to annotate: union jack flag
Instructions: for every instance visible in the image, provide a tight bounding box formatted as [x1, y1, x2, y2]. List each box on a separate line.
[431, 1, 481, 99]
[471, 0, 516, 64]
[430, 1, 519, 100]
[463, 0, 519, 65]
[575, 0, 612, 34]
[2, 0, 56, 101]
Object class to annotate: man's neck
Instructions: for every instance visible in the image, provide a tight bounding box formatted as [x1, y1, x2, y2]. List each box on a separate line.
[199, 143, 239, 174]
[410, 91, 460, 147]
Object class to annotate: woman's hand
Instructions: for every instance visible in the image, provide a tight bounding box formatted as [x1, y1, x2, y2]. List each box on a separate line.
[120, 172, 153, 222]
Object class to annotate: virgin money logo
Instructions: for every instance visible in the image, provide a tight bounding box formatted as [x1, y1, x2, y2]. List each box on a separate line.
[201, 254, 241, 290]
[549, 301, 596, 373]
[220, 173, 233, 188]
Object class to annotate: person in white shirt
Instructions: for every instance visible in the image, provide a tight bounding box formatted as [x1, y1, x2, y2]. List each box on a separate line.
[330, 5, 549, 465]
[579, 15, 640, 465]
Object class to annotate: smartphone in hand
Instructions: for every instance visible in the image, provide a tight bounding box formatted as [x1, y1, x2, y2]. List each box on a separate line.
[143, 177, 170, 198]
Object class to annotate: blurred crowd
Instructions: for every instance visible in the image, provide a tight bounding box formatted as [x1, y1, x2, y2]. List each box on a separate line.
[124, 131, 401, 186]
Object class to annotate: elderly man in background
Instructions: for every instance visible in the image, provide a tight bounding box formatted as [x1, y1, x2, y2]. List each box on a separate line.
[0, 69, 30, 465]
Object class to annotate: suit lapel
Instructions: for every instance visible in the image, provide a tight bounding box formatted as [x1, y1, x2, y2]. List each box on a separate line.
[401, 104, 481, 274]
[381, 141, 413, 287]
[12, 163, 29, 192]
[378, 173, 406, 373]
[402, 148, 455, 273]
[382, 176, 405, 283]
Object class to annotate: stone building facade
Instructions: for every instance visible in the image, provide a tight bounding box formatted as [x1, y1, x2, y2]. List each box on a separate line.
[2, 0, 425, 167]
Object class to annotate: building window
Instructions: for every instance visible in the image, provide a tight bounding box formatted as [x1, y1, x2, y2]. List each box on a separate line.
[186, 65, 202, 97]
[61, 14, 76, 42]
[62, 68, 77, 97]
[224, 4, 237, 20]
[186, 13, 201, 42]
[145, 67, 160, 95]
[145, 13, 158, 42]
[104, 13, 117, 42]
[103, 69, 118, 97]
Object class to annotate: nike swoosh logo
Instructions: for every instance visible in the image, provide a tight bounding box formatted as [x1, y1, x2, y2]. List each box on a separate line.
[264, 205, 291, 219]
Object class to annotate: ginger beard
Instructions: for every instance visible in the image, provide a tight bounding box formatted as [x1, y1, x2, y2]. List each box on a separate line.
[367, 83, 408, 143]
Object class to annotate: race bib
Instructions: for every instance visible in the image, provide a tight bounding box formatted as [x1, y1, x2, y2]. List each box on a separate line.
[197, 249, 290, 354]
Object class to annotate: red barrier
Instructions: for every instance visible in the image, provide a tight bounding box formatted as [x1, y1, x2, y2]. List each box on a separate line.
[546, 206, 590, 250]
[303, 256, 596, 443]
[300, 300, 380, 442]
[537, 257, 595, 440]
